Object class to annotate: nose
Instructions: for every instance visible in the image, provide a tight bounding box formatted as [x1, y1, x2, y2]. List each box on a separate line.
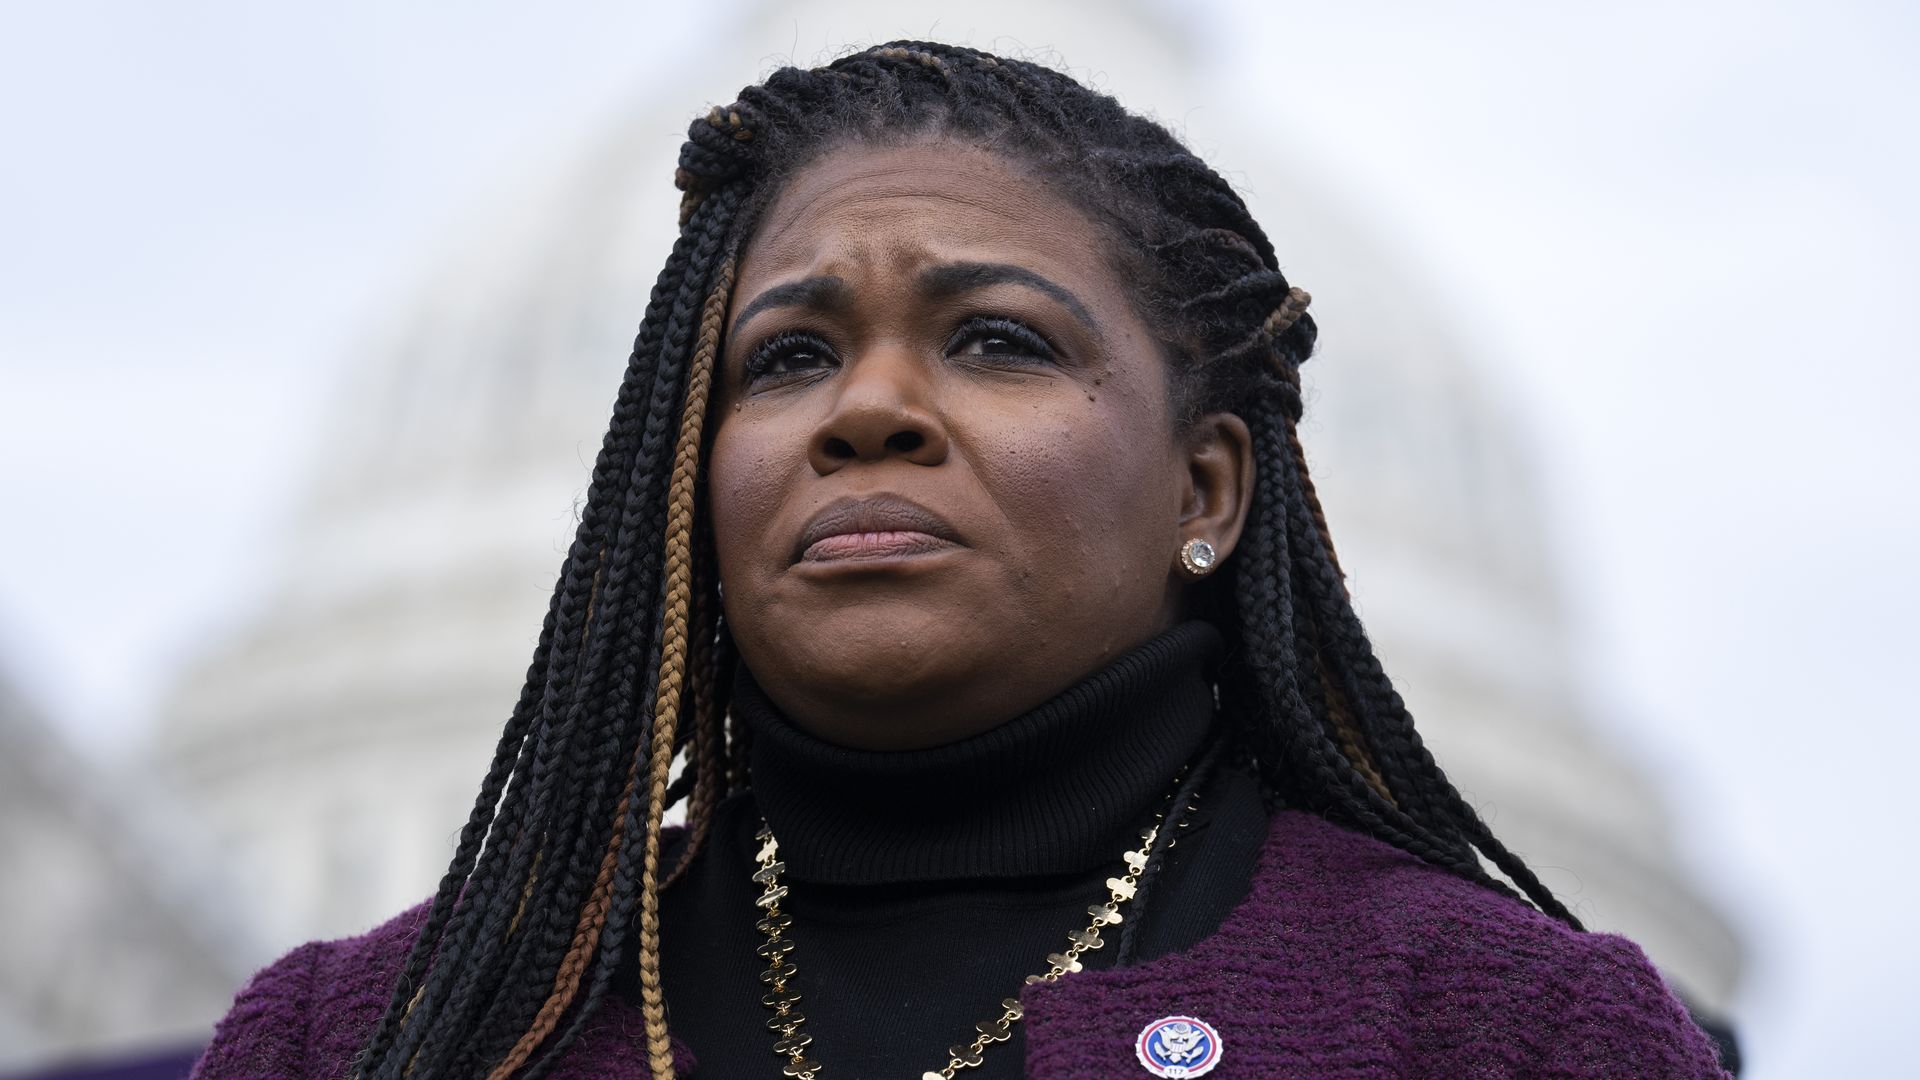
[808, 344, 951, 474]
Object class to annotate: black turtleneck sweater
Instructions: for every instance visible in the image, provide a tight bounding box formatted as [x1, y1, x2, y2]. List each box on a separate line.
[619, 622, 1270, 1079]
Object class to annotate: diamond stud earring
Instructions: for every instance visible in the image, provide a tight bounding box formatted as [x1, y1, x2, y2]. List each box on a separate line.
[1178, 538, 1219, 578]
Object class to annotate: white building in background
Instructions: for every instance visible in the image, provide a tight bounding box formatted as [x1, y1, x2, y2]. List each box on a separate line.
[0, 666, 246, 1070]
[5, 0, 1750, 1068]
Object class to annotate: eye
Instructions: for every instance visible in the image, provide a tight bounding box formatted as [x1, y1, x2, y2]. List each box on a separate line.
[945, 316, 1058, 366]
[742, 330, 838, 385]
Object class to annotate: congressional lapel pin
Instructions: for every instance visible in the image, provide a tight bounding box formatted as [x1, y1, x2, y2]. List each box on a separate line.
[1135, 1015, 1223, 1077]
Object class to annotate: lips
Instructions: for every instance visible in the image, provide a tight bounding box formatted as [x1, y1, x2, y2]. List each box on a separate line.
[795, 495, 964, 564]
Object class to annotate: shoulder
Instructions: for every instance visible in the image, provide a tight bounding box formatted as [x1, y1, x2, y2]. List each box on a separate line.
[190, 829, 692, 1080]
[1262, 808, 1580, 947]
[1252, 810, 1730, 1078]
[189, 901, 434, 1080]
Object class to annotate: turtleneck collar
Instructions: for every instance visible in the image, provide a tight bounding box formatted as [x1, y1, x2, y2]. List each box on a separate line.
[736, 620, 1224, 885]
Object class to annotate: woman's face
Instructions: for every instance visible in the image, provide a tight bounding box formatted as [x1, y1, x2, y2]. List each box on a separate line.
[709, 138, 1251, 749]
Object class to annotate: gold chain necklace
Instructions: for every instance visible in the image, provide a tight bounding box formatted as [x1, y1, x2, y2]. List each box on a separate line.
[750, 773, 1190, 1080]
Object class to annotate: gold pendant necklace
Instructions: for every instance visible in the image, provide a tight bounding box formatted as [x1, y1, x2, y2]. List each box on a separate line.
[750, 773, 1190, 1079]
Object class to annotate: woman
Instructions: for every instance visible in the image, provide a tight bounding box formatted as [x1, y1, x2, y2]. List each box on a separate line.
[191, 42, 1730, 1080]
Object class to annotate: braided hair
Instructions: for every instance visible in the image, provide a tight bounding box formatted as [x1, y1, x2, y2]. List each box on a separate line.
[349, 41, 1580, 1080]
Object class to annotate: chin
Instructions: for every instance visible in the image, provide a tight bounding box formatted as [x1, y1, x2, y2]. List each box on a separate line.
[796, 611, 976, 692]
[741, 605, 994, 732]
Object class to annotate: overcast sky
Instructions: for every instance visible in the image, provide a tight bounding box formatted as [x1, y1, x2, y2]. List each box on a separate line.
[2, 1, 1914, 1075]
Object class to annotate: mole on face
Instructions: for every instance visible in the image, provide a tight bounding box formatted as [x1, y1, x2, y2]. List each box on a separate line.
[705, 138, 1247, 750]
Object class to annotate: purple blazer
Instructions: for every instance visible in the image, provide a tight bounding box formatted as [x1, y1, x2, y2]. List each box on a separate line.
[190, 810, 1729, 1078]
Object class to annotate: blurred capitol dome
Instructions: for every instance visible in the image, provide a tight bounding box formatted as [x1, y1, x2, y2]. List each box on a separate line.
[0, 664, 245, 1068]
[155, 0, 1742, 1019]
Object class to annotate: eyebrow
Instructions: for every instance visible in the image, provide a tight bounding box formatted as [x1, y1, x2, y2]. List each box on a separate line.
[916, 262, 1100, 340]
[727, 262, 1104, 343]
[730, 275, 854, 335]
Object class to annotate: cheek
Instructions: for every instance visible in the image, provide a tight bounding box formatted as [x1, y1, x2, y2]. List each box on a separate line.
[707, 413, 797, 581]
[977, 396, 1180, 570]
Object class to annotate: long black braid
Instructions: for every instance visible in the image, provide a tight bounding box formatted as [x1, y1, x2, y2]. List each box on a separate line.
[351, 40, 1579, 1080]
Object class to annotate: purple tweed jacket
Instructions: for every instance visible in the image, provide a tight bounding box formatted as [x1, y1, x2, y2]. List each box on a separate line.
[191, 810, 1729, 1079]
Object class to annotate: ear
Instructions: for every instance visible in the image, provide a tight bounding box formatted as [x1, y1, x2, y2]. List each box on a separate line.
[1176, 412, 1255, 569]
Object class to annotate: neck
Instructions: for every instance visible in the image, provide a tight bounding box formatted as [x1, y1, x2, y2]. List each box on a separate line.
[735, 620, 1224, 885]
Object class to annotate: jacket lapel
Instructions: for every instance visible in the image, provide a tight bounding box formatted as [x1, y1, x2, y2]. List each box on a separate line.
[1019, 811, 1400, 1079]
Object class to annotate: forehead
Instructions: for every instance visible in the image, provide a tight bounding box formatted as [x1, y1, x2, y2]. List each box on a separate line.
[737, 139, 1120, 289]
